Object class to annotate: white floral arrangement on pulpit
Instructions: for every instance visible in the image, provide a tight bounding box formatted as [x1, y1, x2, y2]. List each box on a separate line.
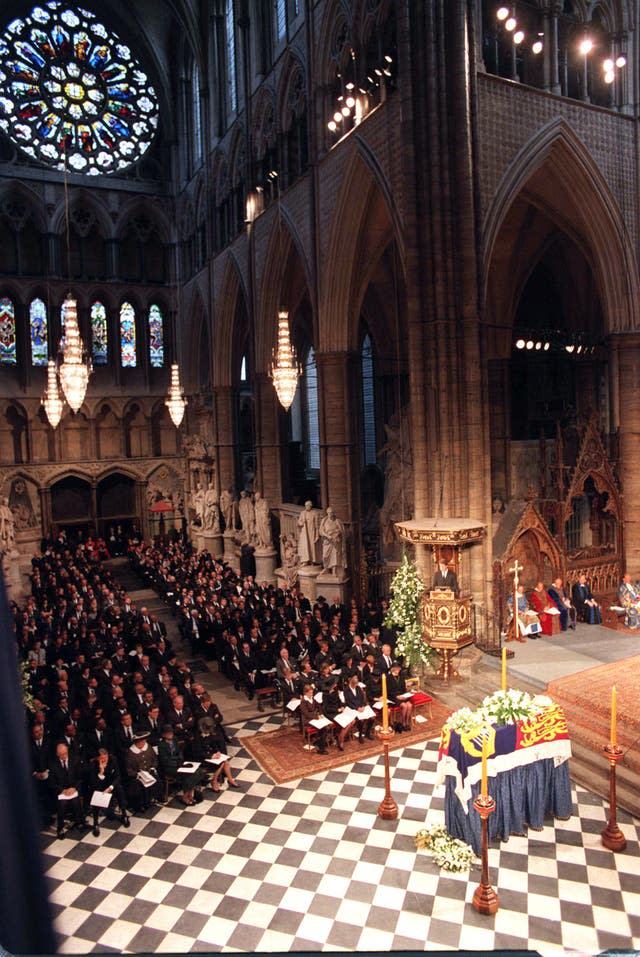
[383, 553, 437, 670]
[414, 824, 478, 872]
[446, 690, 554, 734]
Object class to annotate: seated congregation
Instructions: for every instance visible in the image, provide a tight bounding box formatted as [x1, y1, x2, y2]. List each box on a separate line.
[506, 574, 602, 641]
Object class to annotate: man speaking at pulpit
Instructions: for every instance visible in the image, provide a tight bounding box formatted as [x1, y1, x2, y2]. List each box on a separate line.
[432, 559, 459, 596]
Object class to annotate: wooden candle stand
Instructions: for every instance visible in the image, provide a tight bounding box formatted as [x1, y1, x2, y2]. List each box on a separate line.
[471, 794, 499, 915]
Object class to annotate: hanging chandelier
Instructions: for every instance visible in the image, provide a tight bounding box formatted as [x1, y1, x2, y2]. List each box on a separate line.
[270, 310, 301, 410]
[166, 362, 187, 427]
[58, 295, 92, 413]
[43, 359, 64, 429]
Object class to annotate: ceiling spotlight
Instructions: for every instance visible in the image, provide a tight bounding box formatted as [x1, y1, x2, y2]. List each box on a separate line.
[513, 30, 525, 44]
[616, 55, 627, 68]
[333, 111, 342, 123]
[505, 17, 516, 31]
[515, 338, 526, 349]
[604, 71, 615, 84]
[345, 81, 355, 90]
[532, 40, 543, 54]
[497, 7, 509, 21]
[385, 55, 393, 63]
[603, 58, 614, 72]
[346, 96, 355, 108]
[543, 342, 550, 351]
[341, 105, 350, 116]
[526, 340, 534, 350]
[579, 38, 593, 55]
[535, 341, 542, 350]
[565, 344, 575, 353]
[328, 120, 337, 131]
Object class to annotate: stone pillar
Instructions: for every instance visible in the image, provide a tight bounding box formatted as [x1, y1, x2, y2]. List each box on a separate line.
[614, 334, 640, 571]
[315, 350, 359, 520]
[297, 564, 322, 602]
[202, 531, 223, 559]
[254, 546, 277, 585]
[213, 386, 237, 491]
[254, 373, 283, 505]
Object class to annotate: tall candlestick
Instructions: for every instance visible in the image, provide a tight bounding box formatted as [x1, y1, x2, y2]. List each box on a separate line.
[501, 648, 507, 692]
[481, 731, 488, 798]
[611, 685, 617, 747]
[382, 672, 389, 731]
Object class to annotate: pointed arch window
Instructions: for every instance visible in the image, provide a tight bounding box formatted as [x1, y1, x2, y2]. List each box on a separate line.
[91, 300, 108, 364]
[192, 61, 203, 167]
[362, 333, 376, 465]
[120, 301, 136, 367]
[240, 354, 247, 382]
[148, 303, 164, 368]
[305, 346, 320, 470]
[0, 297, 17, 365]
[275, 0, 287, 42]
[226, 0, 238, 114]
[30, 297, 48, 366]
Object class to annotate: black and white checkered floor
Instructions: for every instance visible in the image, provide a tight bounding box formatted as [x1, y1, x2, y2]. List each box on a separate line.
[43, 713, 640, 955]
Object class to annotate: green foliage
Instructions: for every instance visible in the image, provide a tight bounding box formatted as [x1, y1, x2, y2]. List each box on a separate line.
[383, 554, 436, 669]
[20, 657, 35, 712]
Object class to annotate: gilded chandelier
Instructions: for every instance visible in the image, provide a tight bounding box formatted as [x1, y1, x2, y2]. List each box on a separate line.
[270, 311, 301, 410]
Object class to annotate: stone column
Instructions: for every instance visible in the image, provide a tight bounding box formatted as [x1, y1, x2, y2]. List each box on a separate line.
[315, 350, 359, 520]
[253, 373, 283, 505]
[614, 334, 640, 570]
[212, 386, 237, 491]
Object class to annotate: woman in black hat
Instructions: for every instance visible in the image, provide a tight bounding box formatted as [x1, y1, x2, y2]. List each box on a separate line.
[386, 661, 413, 731]
[323, 678, 355, 751]
[158, 725, 202, 805]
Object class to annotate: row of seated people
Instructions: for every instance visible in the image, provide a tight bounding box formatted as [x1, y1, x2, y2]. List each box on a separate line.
[507, 575, 602, 640]
[292, 660, 414, 754]
[18, 540, 237, 837]
[127, 538, 399, 704]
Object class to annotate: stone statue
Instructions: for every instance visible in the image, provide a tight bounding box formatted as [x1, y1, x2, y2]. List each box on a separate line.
[8, 478, 37, 530]
[281, 533, 300, 588]
[238, 490, 255, 543]
[0, 496, 15, 553]
[202, 482, 220, 533]
[253, 491, 272, 549]
[220, 487, 235, 532]
[296, 500, 319, 565]
[319, 506, 345, 575]
[191, 482, 205, 527]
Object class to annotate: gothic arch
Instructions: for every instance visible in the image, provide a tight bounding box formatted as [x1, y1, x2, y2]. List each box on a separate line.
[51, 189, 111, 239]
[251, 87, 277, 161]
[277, 50, 306, 130]
[483, 118, 640, 337]
[213, 254, 247, 384]
[321, 145, 403, 352]
[255, 209, 312, 370]
[228, 128, 246, 187]
[0, 182, 47, 233]
[317, 0, 353, 86]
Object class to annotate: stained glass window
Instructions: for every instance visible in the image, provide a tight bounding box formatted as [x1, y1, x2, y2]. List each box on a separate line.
[120, 300, 136, 367]
[0, 296, 17, 364]
[0, 2, 159, 176]
[91, 299, 107, 364]
[362, 333, 376, 465]
[226, 0, 237, 113]
[305, 347, 320, 470]
[30, 296, 48, 365]
[148, 303, 164, 368]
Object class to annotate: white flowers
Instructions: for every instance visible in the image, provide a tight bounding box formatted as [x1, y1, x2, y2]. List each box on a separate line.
[446, 688, 550, 732]
[384, 554, 436, 668]
[415, 825, 478, 871]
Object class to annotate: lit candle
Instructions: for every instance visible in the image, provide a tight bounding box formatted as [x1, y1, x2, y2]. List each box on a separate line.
[481, 731, 488, 798]
[611, 685, 617, 747]
[382, 672, 389, 731]
[501, 647, 507, 692]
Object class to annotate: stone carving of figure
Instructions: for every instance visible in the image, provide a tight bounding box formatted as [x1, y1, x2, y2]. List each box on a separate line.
[220, 487, 235, 532]
[296, 500, 319, 565]
[281, 534, 300, 588]
[8, 478, 37, 530]
[253, 491, 272, 549]
[0, 496, 16, 553]
[203, 483, 220, 533]
[191, 482, 205, 526]
[238, 491, 255, 543]
[319, 507, 345, 575]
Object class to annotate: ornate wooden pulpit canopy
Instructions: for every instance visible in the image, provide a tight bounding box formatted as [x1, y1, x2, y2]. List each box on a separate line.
[395, 518, 486, 680]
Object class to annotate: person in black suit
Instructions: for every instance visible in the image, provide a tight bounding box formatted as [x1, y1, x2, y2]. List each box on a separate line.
[87, 749, 130, 835]
[30, 723, 53, 825]
[571, 574, 602, 624]
[432, 560, 459, 595]
[299, 683, 328, 754]
[343, 672, 374, 742]
[48, 742, 87, 838]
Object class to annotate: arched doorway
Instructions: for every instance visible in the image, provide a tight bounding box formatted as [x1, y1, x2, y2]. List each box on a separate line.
[96, 472, 138, 543]
[50, 476, 92, 540]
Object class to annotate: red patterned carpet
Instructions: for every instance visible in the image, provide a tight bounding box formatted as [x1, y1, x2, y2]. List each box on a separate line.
[242, 699, 451, 784]
[547, 655, 640, 772]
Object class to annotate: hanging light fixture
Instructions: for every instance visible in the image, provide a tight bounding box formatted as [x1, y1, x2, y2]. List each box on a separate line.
[43, 358, 64, 428]
[270, 310, 301, 410]
[165, 361, 187, 427]
[58, 295, 92, 412]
